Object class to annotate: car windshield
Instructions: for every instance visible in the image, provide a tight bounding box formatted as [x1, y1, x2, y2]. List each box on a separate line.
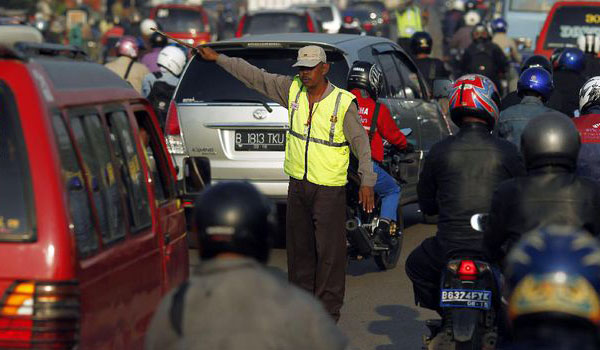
[543, 5, 600, 50]
[154, 7, 205, 33]
[0, 81, 34, 241]
[344, 9, 372, 21]
[351, 1, 385, 15]
[509, 0, 558, 12]
[297, 6, 334, 21]
[244, 13, 308, 34]
[175, 48, 349, 103]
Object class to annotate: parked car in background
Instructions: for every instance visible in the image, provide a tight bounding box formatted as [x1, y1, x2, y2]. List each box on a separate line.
[339, 10, 367, 35]
[535, 1, 600, 58]
[292, 3, 342, 33]
[348, 0, 390, 37]
[503, 0, 559, 54]
[150, 4, 214, 47]
[0, 23, 42, 48]
[166, 33, 452, 208]
[236, 9, 322, 37]
[0, 43, 188, 349]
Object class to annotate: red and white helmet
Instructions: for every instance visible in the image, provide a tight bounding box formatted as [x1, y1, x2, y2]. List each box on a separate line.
[116, 36, 139, 59]
[449, 74, 500, 129]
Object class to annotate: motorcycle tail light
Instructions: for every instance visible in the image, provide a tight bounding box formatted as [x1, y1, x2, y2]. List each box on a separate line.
[363, 22, 373, 32]
[344, 16, 353, 24]
[458, 260, 478, 281]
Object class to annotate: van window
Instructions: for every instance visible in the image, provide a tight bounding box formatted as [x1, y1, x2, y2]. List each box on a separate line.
[107, 111, 152, 231]
[0, 82, 35, 241]
[543, 5, 600, 50]
[134, 110, 172, 202]
[70, 115, 126, 244]
[175, 49, 349, 104]
[394, 52, 425, 99]
[52, 115, 98, 255]
[377, 53, 404, 98]
[244, 13, 309, 35]
[154, 7, 206, 33]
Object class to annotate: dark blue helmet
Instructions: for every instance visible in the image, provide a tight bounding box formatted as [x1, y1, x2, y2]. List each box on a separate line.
[556, 47, 586, 72]
[521, 55, 553, 75]
[505, 225, 600, 330]
[517, 67, 554, 101]
[490, 18, 507, 33]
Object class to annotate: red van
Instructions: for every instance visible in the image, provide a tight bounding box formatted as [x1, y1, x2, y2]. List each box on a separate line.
[535, 1, 600, 58]
[0, 44, 188, 349]
[150, 4, 214, 47]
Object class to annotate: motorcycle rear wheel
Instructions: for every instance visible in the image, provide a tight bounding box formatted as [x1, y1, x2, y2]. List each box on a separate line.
[374, 206, 404, 270]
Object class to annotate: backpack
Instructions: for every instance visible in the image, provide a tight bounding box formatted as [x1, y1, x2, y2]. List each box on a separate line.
[466, 43, 497, 81]
[147, 72, 176, 131]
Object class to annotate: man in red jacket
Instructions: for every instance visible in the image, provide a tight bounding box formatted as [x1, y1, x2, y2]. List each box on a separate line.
[347, 61, 412, 244]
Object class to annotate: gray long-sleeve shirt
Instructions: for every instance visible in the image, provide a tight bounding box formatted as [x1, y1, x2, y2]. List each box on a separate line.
[215, 54, 377, 186]
[145, 258, 350, 350]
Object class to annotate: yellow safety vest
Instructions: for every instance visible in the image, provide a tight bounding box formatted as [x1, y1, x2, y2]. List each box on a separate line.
[396, 5, 423, 38]
[284, 77, 355, 186]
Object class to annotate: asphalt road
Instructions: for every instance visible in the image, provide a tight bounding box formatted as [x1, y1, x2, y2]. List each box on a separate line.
[267, 203, 438, 350]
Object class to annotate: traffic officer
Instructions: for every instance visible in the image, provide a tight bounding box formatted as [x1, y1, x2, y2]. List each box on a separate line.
[145, 182, 349, 350]
[196, 45, 376, 322]
[395, 0, 424, 52]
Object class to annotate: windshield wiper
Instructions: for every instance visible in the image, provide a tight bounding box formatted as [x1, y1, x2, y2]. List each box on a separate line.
[208, 99, 273, 113]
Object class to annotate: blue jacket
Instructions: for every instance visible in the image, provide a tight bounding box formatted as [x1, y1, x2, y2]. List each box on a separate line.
[495, 96, 566, 149]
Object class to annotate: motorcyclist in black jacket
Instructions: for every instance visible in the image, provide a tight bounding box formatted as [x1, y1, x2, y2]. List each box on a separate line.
[547, 48, 588, 117]
[484, 112, 600, 266]
[411, 31, 451, 92]
[405, 74, 525, 312]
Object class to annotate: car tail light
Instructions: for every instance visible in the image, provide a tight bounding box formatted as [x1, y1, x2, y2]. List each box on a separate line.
[306, 13, 316, 32]
[382, 10, 389, 23]
[235, 15, 246, 37]
[0, 281, 79, 349]
[165, 100, 186, 155]
[363, 22, 373, 32]
[344, 16, 353, 24]
[458, 260, 478, 281]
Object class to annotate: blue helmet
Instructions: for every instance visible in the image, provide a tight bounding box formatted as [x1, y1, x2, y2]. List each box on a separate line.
[490, 18, 507, 33]
[556, 47, 586, 72]
[517, 67, 554, 101]
[505, 225, 600, 329]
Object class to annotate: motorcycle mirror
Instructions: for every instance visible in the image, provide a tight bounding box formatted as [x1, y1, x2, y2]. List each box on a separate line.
[432, 79, 453, 99]
[470, 213, 489, 232]
[400, 127, 413, 136]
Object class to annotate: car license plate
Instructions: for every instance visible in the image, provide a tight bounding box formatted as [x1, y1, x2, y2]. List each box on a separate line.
[235, 130, 286, 151]
[440, 289, 492, 310]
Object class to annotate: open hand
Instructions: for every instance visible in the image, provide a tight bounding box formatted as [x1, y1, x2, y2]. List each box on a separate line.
[358, 185, 374, 213]
[196, 46, 219, 61]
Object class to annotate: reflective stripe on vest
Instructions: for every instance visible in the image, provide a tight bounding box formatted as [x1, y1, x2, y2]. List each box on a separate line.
[396, 6, 422, 38]
[284, 77, 355, 186]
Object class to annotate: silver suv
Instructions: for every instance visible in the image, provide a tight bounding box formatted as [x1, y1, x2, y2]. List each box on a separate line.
[166, 33, 452, 203]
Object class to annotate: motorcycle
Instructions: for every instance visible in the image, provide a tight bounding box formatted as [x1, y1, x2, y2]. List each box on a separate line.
[424, 213, 499, 350]
[345, 128, 413, 270]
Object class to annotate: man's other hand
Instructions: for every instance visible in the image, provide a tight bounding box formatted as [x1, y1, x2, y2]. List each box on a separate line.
[197, 46, 219, 61]
[359, 185, 375, 213]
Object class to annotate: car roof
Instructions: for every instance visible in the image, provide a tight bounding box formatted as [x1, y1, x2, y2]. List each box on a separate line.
[292, 3, 334, 8]
[212, 33, 393, 51]
[248, 9, 308, 15]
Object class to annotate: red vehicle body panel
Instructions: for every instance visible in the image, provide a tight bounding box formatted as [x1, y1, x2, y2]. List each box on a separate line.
[150, 4, 212, 47]
[535, 1, 600, 58]
[0, 54, 188, 349]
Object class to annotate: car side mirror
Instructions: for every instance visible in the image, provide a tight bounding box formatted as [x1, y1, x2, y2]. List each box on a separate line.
[432, 79, 453, 99]
[400, 127, 413, 136]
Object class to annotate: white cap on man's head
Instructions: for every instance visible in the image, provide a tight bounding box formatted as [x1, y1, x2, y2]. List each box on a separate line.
[292, 45, 327, 68]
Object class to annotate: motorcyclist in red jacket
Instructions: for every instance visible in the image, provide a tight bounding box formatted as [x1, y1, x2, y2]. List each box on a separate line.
[347, 61, 412, 245]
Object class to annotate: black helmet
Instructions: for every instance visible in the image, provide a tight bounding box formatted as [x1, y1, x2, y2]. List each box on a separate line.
[193, 182, 274, 263]
[410, 31, 433, 55]
[521, 112, 581, 170]
[149, 32, 167, 49]
[347, 61, 384, 100]
[521, 55, 553, 75]
[472, 23, 490, 41]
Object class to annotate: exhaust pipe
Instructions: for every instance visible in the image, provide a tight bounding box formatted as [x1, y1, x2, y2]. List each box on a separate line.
[346, 218, 374, 256]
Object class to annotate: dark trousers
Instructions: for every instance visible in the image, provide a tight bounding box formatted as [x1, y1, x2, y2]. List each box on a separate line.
[286, 178, 347, 321]
[405, 236, 445, 313]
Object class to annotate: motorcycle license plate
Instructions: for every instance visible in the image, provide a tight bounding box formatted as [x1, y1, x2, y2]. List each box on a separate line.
[440, 289, 492, 310]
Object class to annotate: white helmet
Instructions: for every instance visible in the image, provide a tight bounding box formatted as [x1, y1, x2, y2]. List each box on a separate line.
[140, 18, 157, 37]
[579, 76, 600, 113]
[157, 46, 187, 76]
[577, 33, 600, 54]
[452, 0, 465, 12]
[464, 11, 481, 26]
